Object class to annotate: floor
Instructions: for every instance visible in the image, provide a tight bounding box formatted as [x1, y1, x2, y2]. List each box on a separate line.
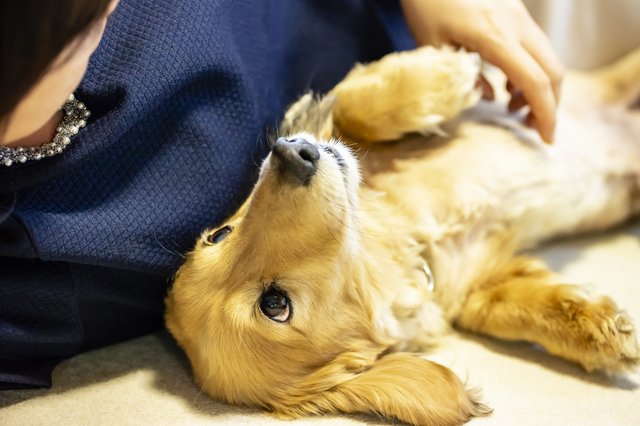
[2, 223, 640, 426]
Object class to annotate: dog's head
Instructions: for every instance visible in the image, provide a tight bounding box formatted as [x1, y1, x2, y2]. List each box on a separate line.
[166, 131, 484, 424]
[166, 131, 378, 395]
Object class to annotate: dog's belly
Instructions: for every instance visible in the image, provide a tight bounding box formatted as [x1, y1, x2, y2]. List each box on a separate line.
[361, 104, 640, 246]
[358, 99, 640, 319]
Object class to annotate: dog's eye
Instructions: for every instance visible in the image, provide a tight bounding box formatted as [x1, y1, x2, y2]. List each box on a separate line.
[206, 226, 232, 245]
[321, 145, 337, 158]
[260, 289, 290, 322]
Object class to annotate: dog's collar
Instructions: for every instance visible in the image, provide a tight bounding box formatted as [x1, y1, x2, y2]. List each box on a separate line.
[423, 262, 435, 293]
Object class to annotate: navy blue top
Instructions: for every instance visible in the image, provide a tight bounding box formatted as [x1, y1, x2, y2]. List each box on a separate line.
[0, 0, 414, 389]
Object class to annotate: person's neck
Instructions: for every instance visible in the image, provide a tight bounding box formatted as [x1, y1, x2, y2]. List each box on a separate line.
[2, 110, 63, 148]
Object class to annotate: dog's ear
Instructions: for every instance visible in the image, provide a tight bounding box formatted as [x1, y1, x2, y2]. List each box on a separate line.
[278, 92, 337, 141]
[287, 353, 490, 426]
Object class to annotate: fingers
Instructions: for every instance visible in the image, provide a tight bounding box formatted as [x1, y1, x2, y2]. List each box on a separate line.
[520, 23, 564, 103]
[505, 12, 563, 142]
[506, 81, 526, 112]
[476, 75, 495, 101]
[508, 89, 527, 112]
[525, 112, 537, 129]
[480, 41, 557, 143]
[398, 0, 563, 143]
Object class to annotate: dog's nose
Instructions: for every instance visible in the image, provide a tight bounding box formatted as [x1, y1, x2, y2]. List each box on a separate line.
[272, 137, 320, 185]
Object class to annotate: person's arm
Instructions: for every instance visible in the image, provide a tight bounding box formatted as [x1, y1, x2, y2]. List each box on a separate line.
[399, 0, 564, 143]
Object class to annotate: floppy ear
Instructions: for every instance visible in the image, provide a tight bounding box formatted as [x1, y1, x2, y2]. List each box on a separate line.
[298, 353, 490, 426]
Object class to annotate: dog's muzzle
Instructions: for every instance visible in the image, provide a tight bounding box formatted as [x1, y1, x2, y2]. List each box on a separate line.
[272, 137, 320, 186]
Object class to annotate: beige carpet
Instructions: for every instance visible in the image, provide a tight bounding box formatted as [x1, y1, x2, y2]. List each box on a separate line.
[2, 224, 640, 426]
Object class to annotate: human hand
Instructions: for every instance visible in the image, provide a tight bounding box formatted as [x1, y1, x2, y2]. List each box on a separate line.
[400, 0, 564, 143]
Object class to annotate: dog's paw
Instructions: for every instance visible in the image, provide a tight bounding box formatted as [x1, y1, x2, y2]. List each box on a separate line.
[331, 46, 481, 143]
[555, 294, 640, 373]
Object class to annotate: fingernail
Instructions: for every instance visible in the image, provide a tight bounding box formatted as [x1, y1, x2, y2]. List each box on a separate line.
[545, 130, 555, 144]
[540, 127, 554, 144]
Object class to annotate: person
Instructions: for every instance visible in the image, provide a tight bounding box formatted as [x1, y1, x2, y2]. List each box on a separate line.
[0, 0, 562, 390]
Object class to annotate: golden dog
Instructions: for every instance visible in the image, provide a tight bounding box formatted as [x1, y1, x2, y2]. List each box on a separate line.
[165, 46, 640, 426]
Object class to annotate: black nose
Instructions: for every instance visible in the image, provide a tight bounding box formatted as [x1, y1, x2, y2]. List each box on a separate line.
[272, 137, 320, 185]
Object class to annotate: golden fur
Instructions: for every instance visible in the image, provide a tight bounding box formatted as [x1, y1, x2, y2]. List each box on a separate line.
[166, 46, 640, 425]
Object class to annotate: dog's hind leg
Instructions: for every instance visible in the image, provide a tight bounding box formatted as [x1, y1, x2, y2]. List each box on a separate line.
[330, 46, 482, 143]
[456, 256, 640, 373]
[593, 47, 640, 107]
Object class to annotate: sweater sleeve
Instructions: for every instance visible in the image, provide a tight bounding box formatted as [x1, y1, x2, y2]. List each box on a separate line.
[371, 0, 417, 52]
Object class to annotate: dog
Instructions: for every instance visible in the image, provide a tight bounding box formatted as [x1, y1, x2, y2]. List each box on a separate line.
[165, 46, 640, 426]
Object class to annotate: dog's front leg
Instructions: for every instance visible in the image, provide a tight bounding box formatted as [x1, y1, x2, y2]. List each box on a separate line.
[456, 256, 640, 373]
[331, 46, 481, 143]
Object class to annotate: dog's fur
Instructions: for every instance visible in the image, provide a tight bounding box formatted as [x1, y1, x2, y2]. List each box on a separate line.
[165, 46, 640, 426]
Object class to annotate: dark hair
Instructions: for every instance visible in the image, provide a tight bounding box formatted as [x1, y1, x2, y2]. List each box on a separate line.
[0, 0, 113, 130]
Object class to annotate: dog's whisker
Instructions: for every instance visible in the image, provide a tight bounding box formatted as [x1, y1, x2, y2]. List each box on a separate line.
[154, 233, 186, 260]
[358, 194, 386, 210]
[330, 210, 380, 240]
[359, 148, 370, 160]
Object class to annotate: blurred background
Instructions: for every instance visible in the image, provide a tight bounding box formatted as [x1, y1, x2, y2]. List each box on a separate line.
[524, 0, 640, 69]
